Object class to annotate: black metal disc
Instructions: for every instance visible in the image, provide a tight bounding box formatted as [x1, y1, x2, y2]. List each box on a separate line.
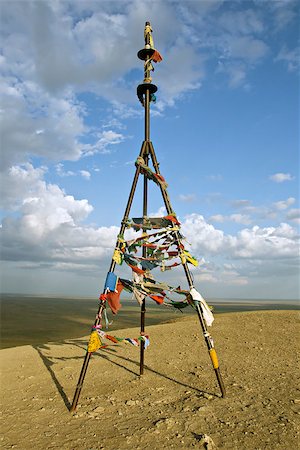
[137, 48, 155, 60]
[137, 83, 158, 96]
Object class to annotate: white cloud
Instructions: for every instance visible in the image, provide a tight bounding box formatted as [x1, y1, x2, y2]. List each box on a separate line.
[273, 197, 296, 210]
[209, 213, 252, 225]
[0, 163, 47, 210]
[182, 214, 226, 254]
[0, 163, 121, 266]
[269, 173, 295, 183]
[0, 78, 86, 169]
[56, 163, 75, 177]
[80, 170, 91, 180]
[182, 213, 298, 260]
[229, 214, 252, 225]
[0, 0, 204, 109]
[209, 214, 225, 223]
[83, 130, 126, 156]
[229, 223, 298, 259]
[149, 206, 166, 218]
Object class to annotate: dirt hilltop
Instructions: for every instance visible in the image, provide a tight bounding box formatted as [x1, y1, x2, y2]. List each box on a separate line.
[1, 310, 299, 449]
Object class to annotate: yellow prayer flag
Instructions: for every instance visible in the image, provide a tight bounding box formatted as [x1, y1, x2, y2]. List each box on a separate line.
[113, 249, 123, 265]
[184, 251, 199, 267]
[88, 331, 101, 353]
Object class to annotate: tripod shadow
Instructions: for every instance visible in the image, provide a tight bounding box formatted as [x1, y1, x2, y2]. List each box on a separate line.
[97, 347, 216, 397]
[33, 344, 72, 410]
[34, 339, 217, 411]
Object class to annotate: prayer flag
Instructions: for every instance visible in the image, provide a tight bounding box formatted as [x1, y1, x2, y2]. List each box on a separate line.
[107, 281, 124, 314]
[152, 50, 163, 62]
[88, 331, 102, 353]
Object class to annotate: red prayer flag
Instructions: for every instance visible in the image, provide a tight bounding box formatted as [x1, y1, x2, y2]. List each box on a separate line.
[129, 264, 146, 275]
[152, 50, 163, 63]
[107, 281, 124, 314]
[165, 215, 181, 225]
[149, 295, 165, 304]
[105, 334, 119, 343]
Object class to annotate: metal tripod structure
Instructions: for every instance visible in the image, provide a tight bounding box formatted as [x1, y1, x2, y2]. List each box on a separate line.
[70, 22, 225, 413]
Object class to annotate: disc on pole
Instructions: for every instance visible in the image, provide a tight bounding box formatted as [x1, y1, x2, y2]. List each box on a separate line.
[137, 48, 155, 60]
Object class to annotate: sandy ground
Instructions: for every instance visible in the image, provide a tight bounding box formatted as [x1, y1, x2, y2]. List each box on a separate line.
[0, 310, 299, 450]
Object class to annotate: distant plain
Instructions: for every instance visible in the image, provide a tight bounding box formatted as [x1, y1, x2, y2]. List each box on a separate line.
[0, 294, 298, 349]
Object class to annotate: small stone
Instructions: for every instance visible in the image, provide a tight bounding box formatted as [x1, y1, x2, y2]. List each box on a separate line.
[126, 400, 136, 406]
[203, 393, 214, 400]
[197, 434, 216, 449]
[92, 406, 105, 413]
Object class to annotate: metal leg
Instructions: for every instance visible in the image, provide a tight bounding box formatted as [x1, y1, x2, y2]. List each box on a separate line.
[148, 140, 226, 397]
[140, 89, 150, 376]
[195, 303, 226, 397]
[70, 141, 149, 412]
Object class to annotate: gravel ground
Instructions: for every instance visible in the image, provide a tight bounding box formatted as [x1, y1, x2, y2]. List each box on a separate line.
[1, 310, 299, 449]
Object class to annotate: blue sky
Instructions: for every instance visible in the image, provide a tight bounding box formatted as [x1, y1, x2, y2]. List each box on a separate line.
[0, 0, 299, 300]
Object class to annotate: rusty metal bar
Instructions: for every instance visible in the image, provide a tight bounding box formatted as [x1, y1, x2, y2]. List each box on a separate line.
[148, 140, 226, 398]
[70, 140, 148, 412]
[140, 88, 150, 375]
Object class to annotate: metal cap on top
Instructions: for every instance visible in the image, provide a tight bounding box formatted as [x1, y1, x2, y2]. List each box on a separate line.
[137, 21, 162, 106]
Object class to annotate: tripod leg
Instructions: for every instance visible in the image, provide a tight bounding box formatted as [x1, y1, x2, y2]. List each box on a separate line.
[195, 303, 226, 397]
[148, 141, 226, 397]
[70, 141, 148, 412]
[140, 90, 150, 376]
[70, 352, 92, 412]
[140, 298, 146, 375]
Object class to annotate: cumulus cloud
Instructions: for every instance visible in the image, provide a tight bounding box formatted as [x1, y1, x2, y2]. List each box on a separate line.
[0, 163, 120, 266]
[182, 213, 299, 260]
[0, 163, 47, 210]
[269, 173, 295, 183]
[0, 79, 86, 169]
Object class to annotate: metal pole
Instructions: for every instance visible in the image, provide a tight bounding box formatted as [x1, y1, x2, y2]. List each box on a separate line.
[148, 140, 226, 398]
[140, 88, 150, 375]
[70, 141, 148, 413]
